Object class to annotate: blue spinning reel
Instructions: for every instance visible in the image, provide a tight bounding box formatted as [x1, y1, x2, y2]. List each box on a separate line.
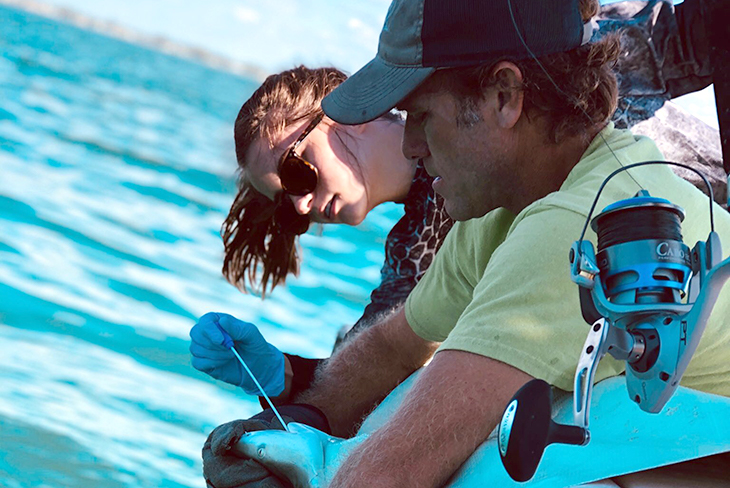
[498, 162, 730, 482]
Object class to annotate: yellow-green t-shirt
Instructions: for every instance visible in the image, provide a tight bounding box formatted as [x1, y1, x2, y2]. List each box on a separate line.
[405, 123, 730, 395]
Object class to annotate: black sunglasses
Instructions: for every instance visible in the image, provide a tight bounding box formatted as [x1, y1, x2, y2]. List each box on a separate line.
[273, 192, 310, 235]
[277, 113, 324, 196]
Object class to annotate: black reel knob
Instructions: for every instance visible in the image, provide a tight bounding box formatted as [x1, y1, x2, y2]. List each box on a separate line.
[498, 379, 588, 482]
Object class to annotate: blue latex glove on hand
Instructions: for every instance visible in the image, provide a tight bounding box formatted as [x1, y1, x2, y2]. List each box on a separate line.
[190, 312, 285, 397]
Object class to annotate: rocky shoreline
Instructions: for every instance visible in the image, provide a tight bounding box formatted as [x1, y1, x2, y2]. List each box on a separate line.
[633, 101, 727, 208]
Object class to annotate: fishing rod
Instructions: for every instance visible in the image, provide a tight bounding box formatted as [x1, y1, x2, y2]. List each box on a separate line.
[497, 0, 730, 481]
[499, 162, 730, 481]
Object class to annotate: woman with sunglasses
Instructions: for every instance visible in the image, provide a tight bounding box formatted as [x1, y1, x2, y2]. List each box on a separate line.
[190, 0, 721, 408]
[189, 66, 450, 402]
[221, 66, 448, 334]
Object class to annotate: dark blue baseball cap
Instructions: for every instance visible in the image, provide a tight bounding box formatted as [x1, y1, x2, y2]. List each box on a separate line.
[323, 0, 594, 125]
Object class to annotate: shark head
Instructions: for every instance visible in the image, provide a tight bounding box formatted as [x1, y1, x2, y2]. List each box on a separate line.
[234, 423, 339, 488]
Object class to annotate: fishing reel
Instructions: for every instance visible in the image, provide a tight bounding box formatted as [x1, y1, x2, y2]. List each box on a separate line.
[498, 162, 730, 482]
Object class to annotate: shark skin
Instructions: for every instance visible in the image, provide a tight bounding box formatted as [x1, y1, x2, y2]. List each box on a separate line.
[235, 422, 365, 488]
[233, 370, 419, 488]
[235, 372, 730, 488]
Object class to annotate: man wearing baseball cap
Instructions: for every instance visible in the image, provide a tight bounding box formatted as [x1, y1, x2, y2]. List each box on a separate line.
[204, 0, 730, 486]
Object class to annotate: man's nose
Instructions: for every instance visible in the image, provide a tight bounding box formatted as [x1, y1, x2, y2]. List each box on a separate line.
[289, 193, 313, 215]
[402, 114, 430, 160]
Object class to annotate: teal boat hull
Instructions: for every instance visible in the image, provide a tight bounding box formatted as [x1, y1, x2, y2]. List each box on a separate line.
[236, 371, 730, 487]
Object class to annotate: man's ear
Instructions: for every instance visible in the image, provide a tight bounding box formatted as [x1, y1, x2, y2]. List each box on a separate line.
[491, 61, 524, 129]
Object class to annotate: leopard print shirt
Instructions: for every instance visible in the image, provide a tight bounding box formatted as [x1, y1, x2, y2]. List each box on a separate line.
[350, 161, 454, 334]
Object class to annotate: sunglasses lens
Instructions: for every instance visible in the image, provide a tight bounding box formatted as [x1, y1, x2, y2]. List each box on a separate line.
[280, 155, 317, 196]
[274, 197, 309, 235]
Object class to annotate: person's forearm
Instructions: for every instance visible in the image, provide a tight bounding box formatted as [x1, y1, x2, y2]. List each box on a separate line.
[328, 350, 533, 488]
[294, 307, 438, 438]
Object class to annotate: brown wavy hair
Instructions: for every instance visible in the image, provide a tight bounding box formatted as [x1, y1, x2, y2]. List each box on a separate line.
[223, 66, 347, 296]
[436, 0, 619, 143]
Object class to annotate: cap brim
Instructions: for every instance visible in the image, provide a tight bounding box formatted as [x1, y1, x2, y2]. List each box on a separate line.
[322, 56, 434, 125]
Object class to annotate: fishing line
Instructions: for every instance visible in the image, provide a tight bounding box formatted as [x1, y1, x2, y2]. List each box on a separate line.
[595, 205, 682, 251]
[576, 160, 715, 244]
[215, 322, 291, 432]
[505, 0, 643, 191]
[232, 348, 291, 432]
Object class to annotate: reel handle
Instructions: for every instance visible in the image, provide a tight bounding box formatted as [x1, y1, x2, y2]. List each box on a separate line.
[498, 379, 588, 482]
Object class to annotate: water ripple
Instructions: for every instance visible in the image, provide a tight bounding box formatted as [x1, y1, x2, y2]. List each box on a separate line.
[0, 6, 395, 486]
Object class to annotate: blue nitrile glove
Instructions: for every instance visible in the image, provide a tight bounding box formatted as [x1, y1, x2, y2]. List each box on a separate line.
[190, 312, 286, 396]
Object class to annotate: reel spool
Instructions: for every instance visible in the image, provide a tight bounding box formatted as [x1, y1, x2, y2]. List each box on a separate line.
[591, 192, 691, 306]
[498, 162, 730, 482]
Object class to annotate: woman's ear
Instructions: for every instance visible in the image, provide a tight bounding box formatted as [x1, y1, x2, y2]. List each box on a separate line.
[491, 61, 524, 130]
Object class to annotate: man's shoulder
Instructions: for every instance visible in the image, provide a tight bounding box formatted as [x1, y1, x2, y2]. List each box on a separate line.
[513, 189, 594, 238]
[452, 207, 516, 238]
[519, 126, 667, 222]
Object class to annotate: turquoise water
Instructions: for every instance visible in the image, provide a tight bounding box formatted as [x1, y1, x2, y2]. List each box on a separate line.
[0, 6, 401, 487]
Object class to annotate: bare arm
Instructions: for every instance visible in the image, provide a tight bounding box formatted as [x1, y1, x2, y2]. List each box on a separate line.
[294, 306, 438, 437]
[328, 349, 533, 488]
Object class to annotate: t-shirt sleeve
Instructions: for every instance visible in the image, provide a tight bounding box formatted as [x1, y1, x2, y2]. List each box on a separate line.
[438, 204, 625, 391]
[405, 208, 515, 342]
